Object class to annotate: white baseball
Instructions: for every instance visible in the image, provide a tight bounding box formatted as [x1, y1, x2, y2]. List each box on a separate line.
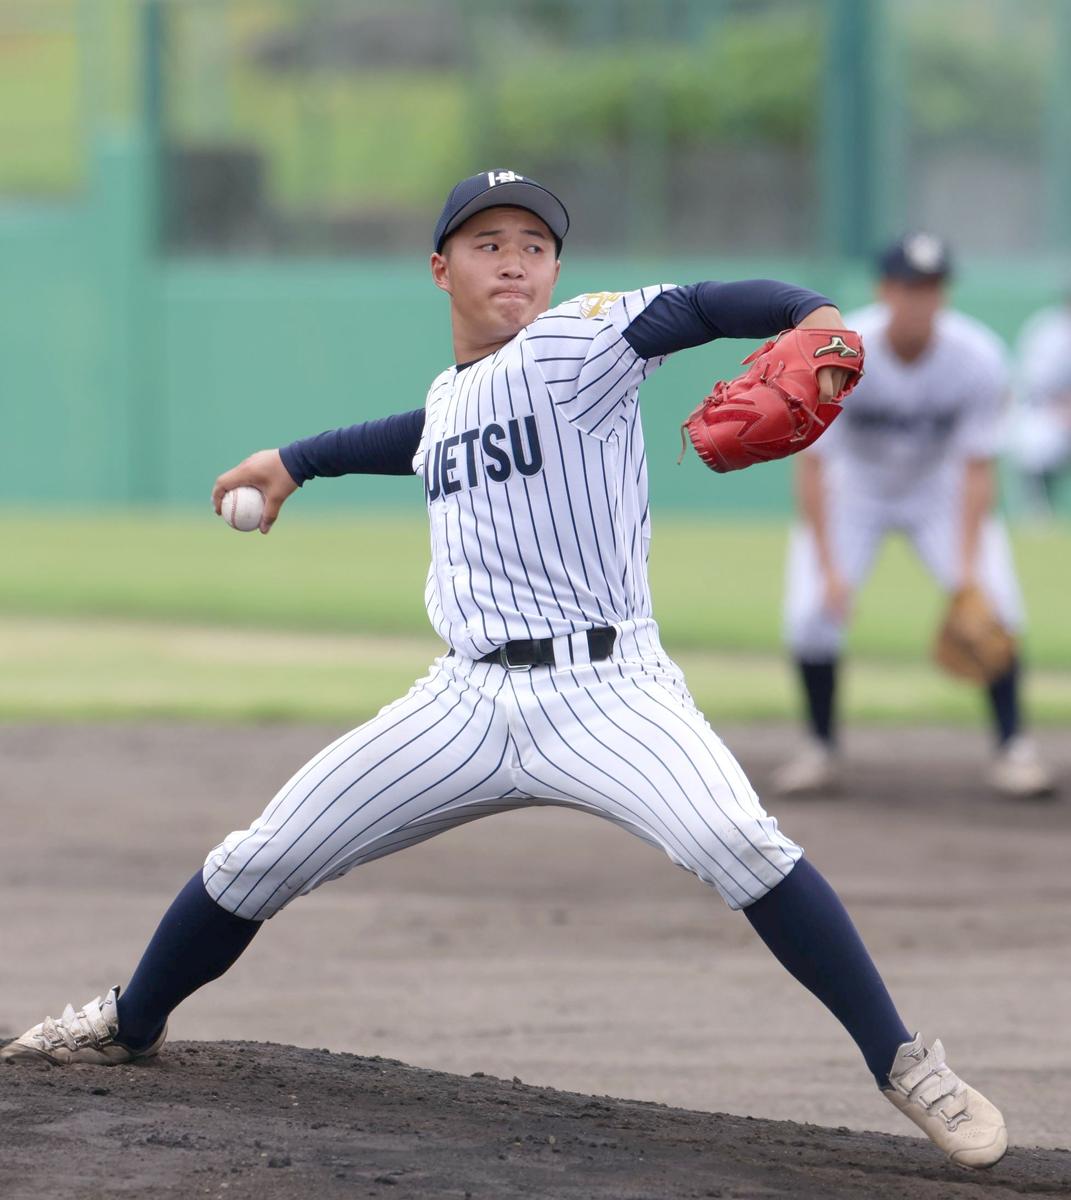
[221, 486, 265, 532]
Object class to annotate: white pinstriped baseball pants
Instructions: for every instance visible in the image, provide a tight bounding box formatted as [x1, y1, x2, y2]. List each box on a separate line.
[203, 621, 801, 918]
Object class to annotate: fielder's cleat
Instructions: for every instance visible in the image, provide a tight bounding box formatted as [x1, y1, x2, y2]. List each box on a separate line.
[0, 985, 166, 1066]
[989, 736, 1056, 799]
[772, 740, 839, 797]
[882, 1034, 1007, 1170]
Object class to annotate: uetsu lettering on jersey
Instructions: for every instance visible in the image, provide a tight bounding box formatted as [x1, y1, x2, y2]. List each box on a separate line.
[423, 415, 544, 500]
[414, 286, 673, 659]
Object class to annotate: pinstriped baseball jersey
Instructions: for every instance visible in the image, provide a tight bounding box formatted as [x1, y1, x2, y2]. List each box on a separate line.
[203, 282, 804, 920]
[416, 287, 672, 659]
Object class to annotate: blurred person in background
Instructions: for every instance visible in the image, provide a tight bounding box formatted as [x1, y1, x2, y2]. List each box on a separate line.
[776, 234, 1055, 800]
[1011, 291, 1071, 517]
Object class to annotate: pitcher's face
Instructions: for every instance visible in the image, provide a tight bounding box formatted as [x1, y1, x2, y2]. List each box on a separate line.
[431, 206, 560, 345]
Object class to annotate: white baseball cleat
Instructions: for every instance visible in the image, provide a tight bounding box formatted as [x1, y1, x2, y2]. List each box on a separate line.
[882, 1034, 1007, 1169]
[772, 740, 839, 796]
[0, 986, 166, 1066]
[989, 736, 1056, 799]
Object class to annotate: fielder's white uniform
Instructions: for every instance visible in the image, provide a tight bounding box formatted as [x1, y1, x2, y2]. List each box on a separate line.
[785, 303, 1024, 660]
[205, 288, 801, 919]
[1012, 304, 1071, 476]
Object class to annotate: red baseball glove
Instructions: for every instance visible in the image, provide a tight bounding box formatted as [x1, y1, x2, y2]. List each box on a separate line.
[681, 327, 865, 473]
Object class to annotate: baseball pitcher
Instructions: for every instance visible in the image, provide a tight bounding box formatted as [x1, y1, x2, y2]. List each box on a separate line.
[3, 176, 1007, 1170]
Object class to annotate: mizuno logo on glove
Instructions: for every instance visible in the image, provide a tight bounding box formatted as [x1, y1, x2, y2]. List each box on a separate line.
[813, 335, 861, 359]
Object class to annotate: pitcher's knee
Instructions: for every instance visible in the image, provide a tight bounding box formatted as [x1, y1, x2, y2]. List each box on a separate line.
[201, 830, 315, 921]
[678, 820, 803, 913]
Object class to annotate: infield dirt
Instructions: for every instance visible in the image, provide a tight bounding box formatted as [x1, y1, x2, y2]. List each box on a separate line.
[1, 722, 1069, 1198]
[3, 1040, 1070, 1199]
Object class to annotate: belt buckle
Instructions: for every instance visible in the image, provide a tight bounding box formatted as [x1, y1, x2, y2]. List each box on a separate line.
[498, 643, 532, 671]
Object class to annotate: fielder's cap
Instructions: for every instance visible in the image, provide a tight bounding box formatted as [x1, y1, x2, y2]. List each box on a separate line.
[433, 169, 570, 255]
[878, 232, 953, 282]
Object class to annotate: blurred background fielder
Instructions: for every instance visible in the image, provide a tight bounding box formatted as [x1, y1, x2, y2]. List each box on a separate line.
[1012, 292, 1071, 518]
[777, 234, 1055, 799]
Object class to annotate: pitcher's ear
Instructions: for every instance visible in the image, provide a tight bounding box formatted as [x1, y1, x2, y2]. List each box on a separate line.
[431, 251, 451, 293]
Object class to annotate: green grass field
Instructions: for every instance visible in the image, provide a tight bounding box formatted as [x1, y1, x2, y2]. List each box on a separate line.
[2, 512, 1069, 725]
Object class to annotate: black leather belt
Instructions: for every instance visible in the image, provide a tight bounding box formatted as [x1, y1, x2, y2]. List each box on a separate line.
[476, 626, 617, 669]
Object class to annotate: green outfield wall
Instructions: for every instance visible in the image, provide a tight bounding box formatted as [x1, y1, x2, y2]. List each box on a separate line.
[4, 135, 1068, 517]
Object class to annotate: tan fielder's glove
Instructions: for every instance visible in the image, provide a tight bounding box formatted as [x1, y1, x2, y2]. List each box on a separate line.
[681, 327, 865, 473]
[933, 584, 1016, 684]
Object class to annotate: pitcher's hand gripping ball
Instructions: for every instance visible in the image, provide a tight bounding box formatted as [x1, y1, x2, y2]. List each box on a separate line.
[682, 328, 865, 472]
[221, 486, 265, 532]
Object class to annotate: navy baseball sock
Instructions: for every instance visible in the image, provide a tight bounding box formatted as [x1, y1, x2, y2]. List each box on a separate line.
[115, 871, 261, 1051]
[744, 856, 910, 1087]
[987, 657, 1020, 747]
[798, 658, 837, 746]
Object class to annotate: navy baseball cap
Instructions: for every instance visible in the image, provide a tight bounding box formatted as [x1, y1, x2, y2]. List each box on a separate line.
[433, 169, 570, 255]
[878, 233, 953, 282]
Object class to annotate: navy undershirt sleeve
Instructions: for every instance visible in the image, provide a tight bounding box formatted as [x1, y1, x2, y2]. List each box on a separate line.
[622, 280, 834, 359]
[279, 408, 427, 484]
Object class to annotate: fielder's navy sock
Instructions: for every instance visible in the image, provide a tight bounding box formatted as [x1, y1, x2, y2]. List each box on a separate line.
[115, 871, 261, 1051]
[987, 657, 1021, 747]
[744, 856, 910, 1087]
[798, 658, 837, 746]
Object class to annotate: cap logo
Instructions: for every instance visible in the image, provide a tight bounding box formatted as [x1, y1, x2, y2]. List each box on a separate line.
[487, 170, 524, 187]
[813, 335, 860, 359]
[904, 233, 944, 273]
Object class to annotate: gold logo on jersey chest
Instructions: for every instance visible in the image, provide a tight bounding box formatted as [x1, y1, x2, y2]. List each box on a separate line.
[579, 291, 624, 319]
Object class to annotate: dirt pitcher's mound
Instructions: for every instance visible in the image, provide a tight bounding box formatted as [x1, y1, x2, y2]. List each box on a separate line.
[1, 1042, 1068, 1200]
